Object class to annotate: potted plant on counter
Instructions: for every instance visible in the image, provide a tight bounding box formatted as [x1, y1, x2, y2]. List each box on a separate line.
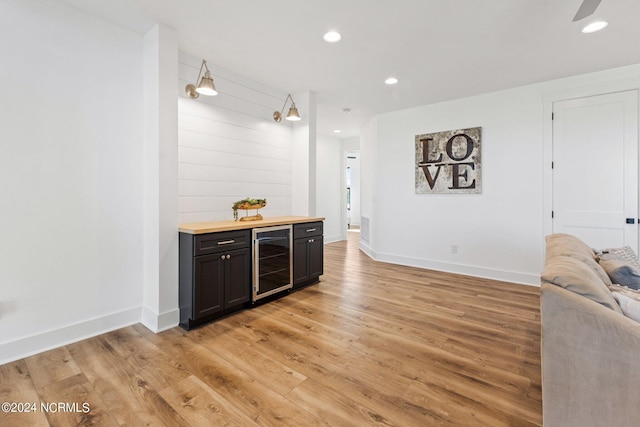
[232, 197, 267, 221]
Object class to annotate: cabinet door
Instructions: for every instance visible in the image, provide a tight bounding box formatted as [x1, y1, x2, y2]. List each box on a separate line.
[193, 254, 224, 319]
[293, 238, 310, 285]
[308, 236, 324, 279]
[224, 247, 251, 307]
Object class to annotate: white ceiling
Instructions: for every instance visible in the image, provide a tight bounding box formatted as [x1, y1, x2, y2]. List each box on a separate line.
[57, 0, 640, 138]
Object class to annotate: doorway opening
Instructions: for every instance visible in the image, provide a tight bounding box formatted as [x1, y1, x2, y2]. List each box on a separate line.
[346, 151, 360, 233]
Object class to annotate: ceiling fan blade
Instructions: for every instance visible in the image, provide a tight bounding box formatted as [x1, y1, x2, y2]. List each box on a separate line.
[572, 0, 602, 22]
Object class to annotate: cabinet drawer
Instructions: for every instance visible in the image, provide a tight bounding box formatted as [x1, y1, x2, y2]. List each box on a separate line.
[293, 221, 323, 239]
[194, 230, 251, 256]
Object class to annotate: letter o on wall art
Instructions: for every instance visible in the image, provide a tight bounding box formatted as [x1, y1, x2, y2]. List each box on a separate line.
[415, 127, 481, 194]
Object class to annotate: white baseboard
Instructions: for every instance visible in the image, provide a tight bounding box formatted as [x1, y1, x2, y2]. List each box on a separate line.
[323, 234, 343, 244]
[0, 307, 142, 365]
[141, 306, 179, 333]
[358, 244, 539, 287]
[359, 241, 377, 259]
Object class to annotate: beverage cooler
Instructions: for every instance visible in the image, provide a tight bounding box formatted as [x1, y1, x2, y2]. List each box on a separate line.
[252, 225, 292, 302]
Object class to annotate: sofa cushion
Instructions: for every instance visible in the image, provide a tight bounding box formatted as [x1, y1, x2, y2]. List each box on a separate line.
[599, 253, 640, 290]
[546, 233, 597, 260]
[542, 255, 622, 313]
[546, 234, 612, 285]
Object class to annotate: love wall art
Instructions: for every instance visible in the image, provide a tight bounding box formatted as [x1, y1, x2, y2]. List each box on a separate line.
[415, 127, 482, 194]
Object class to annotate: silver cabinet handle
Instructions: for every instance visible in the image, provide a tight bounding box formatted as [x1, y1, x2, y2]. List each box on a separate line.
[306, 228, 317, 232]
[226, 254, 231, 259]
[217, 239, 235, 245]
[220, 254, 225, 260]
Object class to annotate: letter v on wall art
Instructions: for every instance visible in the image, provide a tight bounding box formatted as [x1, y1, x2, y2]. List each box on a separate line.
[415, 127, 482, 194]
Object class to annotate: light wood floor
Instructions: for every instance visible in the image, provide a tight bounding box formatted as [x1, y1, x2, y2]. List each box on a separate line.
[1, 232, 542, 426]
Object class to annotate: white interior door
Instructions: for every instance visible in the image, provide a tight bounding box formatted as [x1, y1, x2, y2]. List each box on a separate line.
[552, 90, 638, 252]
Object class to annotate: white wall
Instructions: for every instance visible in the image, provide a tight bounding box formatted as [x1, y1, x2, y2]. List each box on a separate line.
[291, 91, 318, 217]
[316, 134, 343, 243]
[361, 64, 640, 286]
[0, 0, 144, 363]
[142, 25, 179, 332]
[360, 117, 378, 248]
[178, 52, 295, 223]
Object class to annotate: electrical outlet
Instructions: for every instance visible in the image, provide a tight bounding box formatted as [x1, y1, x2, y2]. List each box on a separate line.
[451, 245, 458, 254]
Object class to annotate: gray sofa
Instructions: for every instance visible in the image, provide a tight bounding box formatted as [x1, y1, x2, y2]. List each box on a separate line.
[541, 233, 640, 427]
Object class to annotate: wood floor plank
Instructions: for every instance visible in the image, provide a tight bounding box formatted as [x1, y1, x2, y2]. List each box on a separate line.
[24, 347, 82, 390]
[232, 309, 351, 368]
[159, 375, 259, 427]
[0, 360, 49, 427]
[36, 373, 118, 427]
[286, 377, 399, 426]
[145, 329, 326, 426]
[101, 327, 191, 392]
[222, 314, 348, 382]
[0, 232, 542, 426]
[194, 325, 308, 396]
[67, 336, 189, 426]
[403, 378, 537, 427]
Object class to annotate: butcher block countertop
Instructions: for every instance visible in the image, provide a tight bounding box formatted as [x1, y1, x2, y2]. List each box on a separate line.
[179, 216, 325, 235]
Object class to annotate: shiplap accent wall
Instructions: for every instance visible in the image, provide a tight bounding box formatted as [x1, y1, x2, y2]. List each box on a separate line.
[178, 52, 294, 224]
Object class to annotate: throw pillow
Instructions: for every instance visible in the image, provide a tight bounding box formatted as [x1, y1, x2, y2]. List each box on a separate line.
[595, 245, 640, 269]
[609, 283, 640, 296]
[611, 291, 640, 323]
[598, 253, 640, 290]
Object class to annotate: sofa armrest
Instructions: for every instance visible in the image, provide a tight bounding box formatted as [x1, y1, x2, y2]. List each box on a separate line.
[541, 283, 640, 427]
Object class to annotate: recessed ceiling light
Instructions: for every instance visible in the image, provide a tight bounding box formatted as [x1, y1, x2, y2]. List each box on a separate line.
[333, 129, 341, 133]
[384, 77, 399, 85]
[582, 21, 608, 33]
[323, 31, 342, 43]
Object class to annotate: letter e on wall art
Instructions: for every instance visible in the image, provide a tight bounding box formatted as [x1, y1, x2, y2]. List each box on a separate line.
[415, 127, 482, 194]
